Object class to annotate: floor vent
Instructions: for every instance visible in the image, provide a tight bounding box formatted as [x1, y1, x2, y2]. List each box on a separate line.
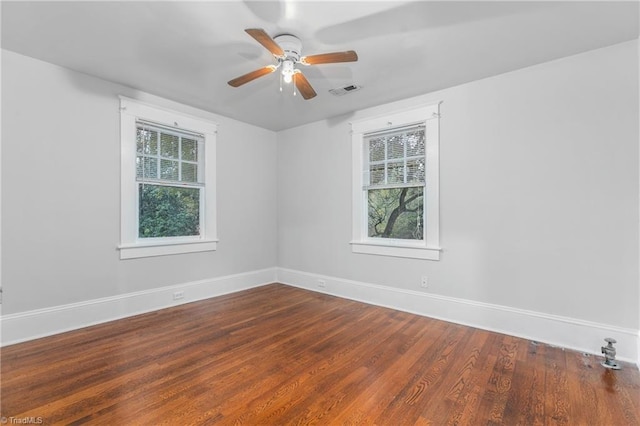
[329, 84, 362, 96]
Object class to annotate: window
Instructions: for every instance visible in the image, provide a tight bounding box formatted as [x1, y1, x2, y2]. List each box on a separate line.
[136, 123, 203, 239]
[351, 103, 441, 260]
[119, 97, 218, 259]
[366, 125, 425, 240]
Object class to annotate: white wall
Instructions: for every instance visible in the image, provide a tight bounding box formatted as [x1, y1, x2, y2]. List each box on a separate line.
[278, 41, 639, 334]
[1, 50, 278, 315]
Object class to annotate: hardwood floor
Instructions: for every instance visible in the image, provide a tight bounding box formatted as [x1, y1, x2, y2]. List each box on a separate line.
[2, 284, 639, 425]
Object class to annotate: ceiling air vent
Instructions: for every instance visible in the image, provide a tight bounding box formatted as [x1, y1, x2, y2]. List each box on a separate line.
[329, 84, 362, 96]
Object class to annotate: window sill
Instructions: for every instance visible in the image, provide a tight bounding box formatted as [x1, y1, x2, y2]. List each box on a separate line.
[119, 239, 218, 260]
[350, 240, 441, 260]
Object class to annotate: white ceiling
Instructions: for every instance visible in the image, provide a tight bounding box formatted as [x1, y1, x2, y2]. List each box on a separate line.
[2, 1, 638, 131]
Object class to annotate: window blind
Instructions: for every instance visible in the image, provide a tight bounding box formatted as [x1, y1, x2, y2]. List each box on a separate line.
[364, 124, 426, 189]
[136, 121, 204, 186]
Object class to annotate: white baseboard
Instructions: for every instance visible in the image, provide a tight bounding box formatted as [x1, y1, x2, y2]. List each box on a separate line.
[277, 268, 640, 365]
[3, 266, 638, 367]
[1, 267, 277, 346]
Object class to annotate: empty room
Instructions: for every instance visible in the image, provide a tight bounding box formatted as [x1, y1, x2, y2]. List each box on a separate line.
[1, 1, 640, 424]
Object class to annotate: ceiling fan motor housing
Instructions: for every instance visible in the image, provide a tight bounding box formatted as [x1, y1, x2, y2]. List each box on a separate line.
[274, 34, 302, 62]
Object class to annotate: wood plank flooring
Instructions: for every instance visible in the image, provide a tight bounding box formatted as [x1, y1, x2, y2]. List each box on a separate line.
[2, 284, 639, 425]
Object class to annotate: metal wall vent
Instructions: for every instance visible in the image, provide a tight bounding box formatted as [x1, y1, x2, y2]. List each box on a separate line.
[329, 84, 362, 96]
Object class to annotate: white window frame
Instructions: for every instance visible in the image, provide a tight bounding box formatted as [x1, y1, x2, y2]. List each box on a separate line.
[119, 96, 218, 259]
[351, 103, 441, 260]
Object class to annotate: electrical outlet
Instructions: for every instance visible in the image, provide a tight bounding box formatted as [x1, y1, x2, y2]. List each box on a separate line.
[421, 276, 428, 288]
[318, 280, 326, 288]
[173, 291, 185, 300]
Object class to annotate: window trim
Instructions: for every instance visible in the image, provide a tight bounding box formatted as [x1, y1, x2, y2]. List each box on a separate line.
[119, 96, 218, 259]
[350, 103, 441, 260]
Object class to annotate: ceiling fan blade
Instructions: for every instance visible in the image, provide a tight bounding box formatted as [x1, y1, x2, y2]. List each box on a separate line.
[301, 50, 358, 65]
[245, 28, 284, 57]
[294, 71, 317, 100]
[228, 65, 277, 87]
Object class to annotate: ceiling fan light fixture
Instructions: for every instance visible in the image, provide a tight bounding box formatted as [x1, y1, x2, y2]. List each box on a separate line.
[282, 60, 295, 84]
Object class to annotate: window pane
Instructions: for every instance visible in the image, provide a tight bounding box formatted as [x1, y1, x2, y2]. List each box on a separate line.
[182, 138, 198, 162]
[137, 156, 158, 179]
[368, 187, 423, 240]
[160, 133, 179, 159]
[181, 163, 198, 183]
[406, 129, 425, 156]
[369, 163, 385, 185]
[138, 184, 200, 238]
[137, 129, 158, 155]
[406, 158, 425, 183]
[149, 133, 158, 155]
[160, 159, 179, 181]
[369, 138, 385, 162]
[136, 131, 143, 153]
[387, 161, 405, 184]
[387, 135, 404, 159]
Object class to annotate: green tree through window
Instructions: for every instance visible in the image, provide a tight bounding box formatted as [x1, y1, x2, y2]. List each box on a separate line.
[138, 185, 200, 238]
[368, 187, 423, 239]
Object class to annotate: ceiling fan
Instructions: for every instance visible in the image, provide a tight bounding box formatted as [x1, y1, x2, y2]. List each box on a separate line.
[227, 29, 358, 100]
